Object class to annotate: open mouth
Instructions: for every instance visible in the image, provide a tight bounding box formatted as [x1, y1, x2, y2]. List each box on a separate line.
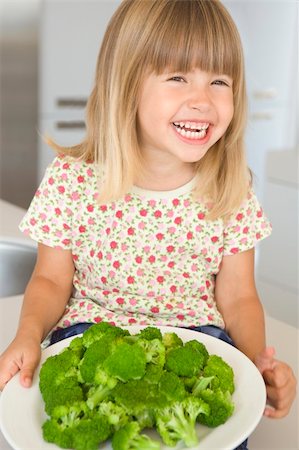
[172, 121, 209, 139]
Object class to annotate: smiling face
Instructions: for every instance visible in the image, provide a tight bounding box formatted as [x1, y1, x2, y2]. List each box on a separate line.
[137, 68, 234, 174]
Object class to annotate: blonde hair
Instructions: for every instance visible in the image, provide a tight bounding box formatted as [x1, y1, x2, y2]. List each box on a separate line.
[50, 0, 250, 219]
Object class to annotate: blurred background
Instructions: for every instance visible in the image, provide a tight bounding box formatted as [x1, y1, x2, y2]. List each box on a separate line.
[0, 0, 298, 328]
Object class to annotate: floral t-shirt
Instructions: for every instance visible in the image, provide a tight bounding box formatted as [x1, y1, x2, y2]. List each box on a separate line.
[20, 156, 272, 334]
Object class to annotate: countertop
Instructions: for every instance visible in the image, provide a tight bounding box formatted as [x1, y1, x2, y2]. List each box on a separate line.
[0, 199, 298, 449]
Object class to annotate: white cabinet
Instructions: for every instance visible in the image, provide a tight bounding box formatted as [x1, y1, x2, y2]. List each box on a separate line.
[38, 0, 120, 179]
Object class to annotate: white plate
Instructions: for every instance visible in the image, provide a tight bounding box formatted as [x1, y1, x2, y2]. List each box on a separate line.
[0, 326, 266, 450]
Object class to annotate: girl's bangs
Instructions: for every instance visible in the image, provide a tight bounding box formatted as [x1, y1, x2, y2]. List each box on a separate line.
[145, 0, 241, 80]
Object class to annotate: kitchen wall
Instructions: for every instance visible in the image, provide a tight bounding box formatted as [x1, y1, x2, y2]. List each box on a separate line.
[0, 0, 298, 327]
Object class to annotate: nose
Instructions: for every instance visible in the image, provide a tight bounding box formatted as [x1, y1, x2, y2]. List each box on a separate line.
[187, 87, 212, 112]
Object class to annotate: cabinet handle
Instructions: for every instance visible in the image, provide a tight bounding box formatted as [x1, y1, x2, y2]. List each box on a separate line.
[56, 98, 87, 108]
[55, 121, 86, 129]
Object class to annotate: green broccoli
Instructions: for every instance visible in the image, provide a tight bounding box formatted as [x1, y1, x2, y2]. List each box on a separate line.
[197, 388, 234, 427]
[162, 331, 183, 351]
[104, 342, 147, 381]
[192, 375, 215, 396]
[97, 400, 129, 430]
[42, 401, 111, 450]
[139, 326, 163, 341]
[203, 354, 235, 394]
[165, 344, 205, 377]
[155, 396, 210, 447]
[143, 363, 164, 384]
[184, 339, 209, 365]
[82, 322, 128, 348]
[158, 371, 187, 402]
[135, 338, 165, 366]
[112, 422, 161, 450]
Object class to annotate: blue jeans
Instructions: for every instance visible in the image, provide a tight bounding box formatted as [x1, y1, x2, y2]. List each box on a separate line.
[50, 323, 249, 450]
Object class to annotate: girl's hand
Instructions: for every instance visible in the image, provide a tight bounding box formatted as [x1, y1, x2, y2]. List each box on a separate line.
[0, 336, 41, 391]
[254, 347, 297, 418]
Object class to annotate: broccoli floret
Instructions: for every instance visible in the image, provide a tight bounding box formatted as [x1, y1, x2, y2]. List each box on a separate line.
[68, 336, 85, 359]
[184, 339, 209, 365]
[82, 322, 129, 348]
[42, 378, 84, 416]
[158, 371, 187, 402]
[165, 345, 205, 377]
[43, 401, 111, 450]
[139, 326, 163, 341]
[135, 338, 165, 366]
[143, 363, 164, 384]
[162, 332, 183, 351]
[197, 388, 234, 427]
[104, 342, 147, 382]
[112, 422, 161, 450]
[192, 376, 215, 396]
[203, 354, 235, 394]
[86, 381, 117, 410]
[97, 400, 129, 430]
[40, 347, 81, 390]
[155, 396, 210, 447]
[79, 340, 112, 384]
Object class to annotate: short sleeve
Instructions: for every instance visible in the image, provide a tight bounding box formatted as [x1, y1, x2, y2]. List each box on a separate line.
[223, 189, 272, 255]
[19, 157, 74, 250]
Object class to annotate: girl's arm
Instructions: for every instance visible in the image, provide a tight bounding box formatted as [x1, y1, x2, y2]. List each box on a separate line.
[215, 248, 265, 361]
[215, 248, 297, 418]
[0, 243, 74, 390]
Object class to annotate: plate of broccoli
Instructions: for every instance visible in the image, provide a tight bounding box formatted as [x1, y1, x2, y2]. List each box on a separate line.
[0, 323, 266, 450]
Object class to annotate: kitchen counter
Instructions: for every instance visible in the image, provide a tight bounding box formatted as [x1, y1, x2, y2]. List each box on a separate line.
[0, 199, 298, 449]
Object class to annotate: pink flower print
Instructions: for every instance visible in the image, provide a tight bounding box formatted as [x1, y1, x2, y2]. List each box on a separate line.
[156, 233, 164, 241]
[75, 240, 82, 247]
[58, 185, 65, 194]
[137, 268, 144, 277]
[42, 225, 50, 233]
[187, 231, 193, 240]
[116, 210, 123, 219]
[201, 248, 208, 256]
[87, 204, 94, 212]
[109, 270, 116, 278]
[100, 205, 107, 212]
[172, 198, 180, 207]
[148, 255, 156, 263]
[71, 191, 80, 201]
[129, 299, 137, 306]
[139, 208, 148, 217]
[55, 208, 61, 216]
[128, 318, 137, 324]
[170, 285, 177, 293]
[167, 210, 174, 218]
[101, 276, 107, 284]
[121, 243, 128, 252]
[246, 208, 252, 216]
[62, 163, 70, 170]
[256, 232, 261, 240]
[154, 210, 162, 218]
[233, 225, 240, 233]
[218, 246, 224, 253]
[125, 194, 132, 202]
[240, 238, 247, 245]
[177, 314, 185, 321]
[55, 231, 62, 238]
[167, 245, 175, 253]
[183, 272, 190, 278]
[30, 218, 37, 226]
[243, 226, 249, 234]
[127, 276, 135, 284]
[97, 251, 103, 259]
[236, 213, 244, 221]
[138, 221, 145, 230]
[79, 225, 86, 233]
[166, 303, 173, 310]
[77, 175, 84, 183]
[88, 218, 95, 225]
[135, 256, 142, 264]
[230, 247, 239, 254]
[195, 225, 202, 232]
[116, 297, 125, 305]
[94, 316, 102, 323]
[48, 177, 54, 185]
[127, 227, 134, 235]
[201, 295, 208, 301]
[40, 213, 47, 221]
[110, 241, 118, 249]
[188, 310, 196, 317]
[66, 208, 73, 217]
[63, 223, 71, 230]
[151, 306, 159, 314]
[174, 216, 182, 225]
[113, 261, 120, 269]
[168, 226, 176, 234]
[211, 236, 219, 243]
[87, 168, 93, 177]
[197, 212, 205, 220]
[149, 200, 156, 208]
[191, 263, 198, 272]
[157, 276, 164, 284]
[168, 261, 175, 268]
[61, 173, 68, 181]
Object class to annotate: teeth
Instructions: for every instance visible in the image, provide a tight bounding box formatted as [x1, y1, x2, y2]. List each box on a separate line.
[173, 121, 209, 139]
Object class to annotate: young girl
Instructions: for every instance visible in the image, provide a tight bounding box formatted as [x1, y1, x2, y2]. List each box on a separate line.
[0, 0, 296, 441]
